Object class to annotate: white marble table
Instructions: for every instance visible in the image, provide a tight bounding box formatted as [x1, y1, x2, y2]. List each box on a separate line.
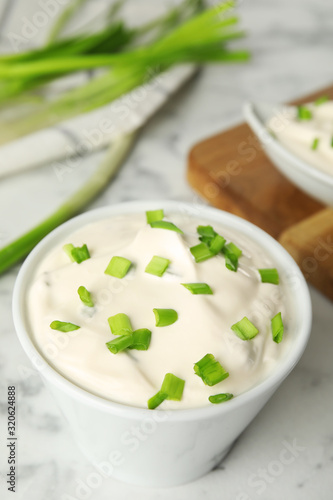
[0, 1, 332, 499]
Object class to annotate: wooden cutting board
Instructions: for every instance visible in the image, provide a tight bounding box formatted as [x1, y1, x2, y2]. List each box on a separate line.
[187, 85, 333, 301]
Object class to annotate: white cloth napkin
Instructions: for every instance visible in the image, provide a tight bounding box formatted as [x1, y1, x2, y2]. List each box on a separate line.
[0, 65, 195, 178]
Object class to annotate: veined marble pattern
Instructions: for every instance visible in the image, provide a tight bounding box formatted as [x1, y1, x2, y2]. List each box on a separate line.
[0, 0, 333, 499]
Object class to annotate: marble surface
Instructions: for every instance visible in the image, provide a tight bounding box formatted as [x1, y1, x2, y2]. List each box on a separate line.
[1, 0, 333, 498]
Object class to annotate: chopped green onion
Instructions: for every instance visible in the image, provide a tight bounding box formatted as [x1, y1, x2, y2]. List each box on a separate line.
[258, 268, 279, 285]
[148, 373, 185, 409]
[50, 320, 80, 332]
[128, 329, 152, 351]
[197, 225, 216, 238]
[311, 138, 319, 150]
[108, 313, 133, 336]
[153, 308, 178, 327]
[181, 282, 213, 294]
[314, 95, 329, 106]
[104, 256, 132, 278]
[145, 256, 170, 277]
[106, 334, 133, 354]
[194, 353, 229, 386]
[222, 242, 242, 272]
[271, 312, 284, 344]
[197, 225, 225, 254]
[331, 136, 333, 148]
[64, 243, 90, 263]
[77, 286, 94, 307]
[190, 242, 214, 262]
[297, 105, 312, 120]
[149, 220, 183, 234]
[146, 209, 164, 224]
[209, 234, 226, 254]
[63, 243, 75, 261]
[148, 391, 168, 410]
[198, 235, 212, 245]
[161, 373, 185, 401]
[231, 316, 259, 341]
[209, 393, 234, 404]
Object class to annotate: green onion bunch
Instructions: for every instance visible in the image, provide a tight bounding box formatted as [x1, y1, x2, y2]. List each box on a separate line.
[0, 1, 249, 274]
[0, 0, 248, 145]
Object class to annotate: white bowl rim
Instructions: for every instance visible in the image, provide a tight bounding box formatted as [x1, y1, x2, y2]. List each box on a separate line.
[12, 200, 312, 422]
[243, 100, 333, 188]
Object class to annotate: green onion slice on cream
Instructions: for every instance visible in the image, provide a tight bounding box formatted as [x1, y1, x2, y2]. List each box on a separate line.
[145, 256, 170, 277]
[105, 256, 132, 278]
[271, 312, 284, 344]
[149, 220, 183, 233]
[258, 268, 279, 285]
[153, 308, 178, 327]
[181, 283, 213, 294]
[148, 373, 185, 409]
[209, 393, 234, 404]
[108, 313, 133, 336]
[146, 209, 164, 224]
[50, 320, 80, 332]
[77, 286, 94, 307]
[194, 354, 229, 386]
[63, 243, 90, 263]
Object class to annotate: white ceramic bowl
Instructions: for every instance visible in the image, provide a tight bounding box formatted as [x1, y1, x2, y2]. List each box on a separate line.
[244, 101, 333, 206]
[12, 201, 312, 487]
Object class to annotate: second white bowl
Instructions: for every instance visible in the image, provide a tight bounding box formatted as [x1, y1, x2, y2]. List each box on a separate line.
[244, 101, 333, 206]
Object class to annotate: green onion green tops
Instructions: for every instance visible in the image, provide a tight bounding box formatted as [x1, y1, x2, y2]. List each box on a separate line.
[209, 393, 234, 404]
[297, 105, 312, 120]
[194, 354, 229, 386]
[231, 317, 259, 341]
[148, 373, 185, 409]
[63, 243, 75, 261]
[194, 225, 242, 271]
[197, 225, 217, 239]
[271, 312, 284, 343]
[311, 138, 319, 150]
[128, 329, 152, 351]
[106, 328, 151, 354]
[149, 220, 183, 234]
[190, 242, 214, 263]
[108, 313, 133, 336]
[145, 256, 170, 277]
[210, 234, 226, 254]
[50, 320, 80, 332]
[147, 391, 168, 410]
[153, 308, 178, 327]
[106, 335, 133, 354]
[77, 286, 94, 307]
[64, 243, 90, 263]
[146, 209, 164, 224]
[104, 256, 132, 278]
[197, 225, 226, 254]
[314, 95, 328, 105]
[258, 268, 279, 285]
[181, 283, 213, 295]
[222, 242, 242, 272]
[161, 373, 185, 401]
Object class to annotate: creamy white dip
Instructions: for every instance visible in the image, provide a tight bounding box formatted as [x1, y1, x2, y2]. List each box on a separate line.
[267, 100, 333, 176]
[27, 212, 290, 409]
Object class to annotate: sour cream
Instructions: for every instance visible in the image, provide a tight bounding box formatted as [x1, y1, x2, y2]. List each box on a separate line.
[26, 212, 290, 409]
[267, 100, 333, 176]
